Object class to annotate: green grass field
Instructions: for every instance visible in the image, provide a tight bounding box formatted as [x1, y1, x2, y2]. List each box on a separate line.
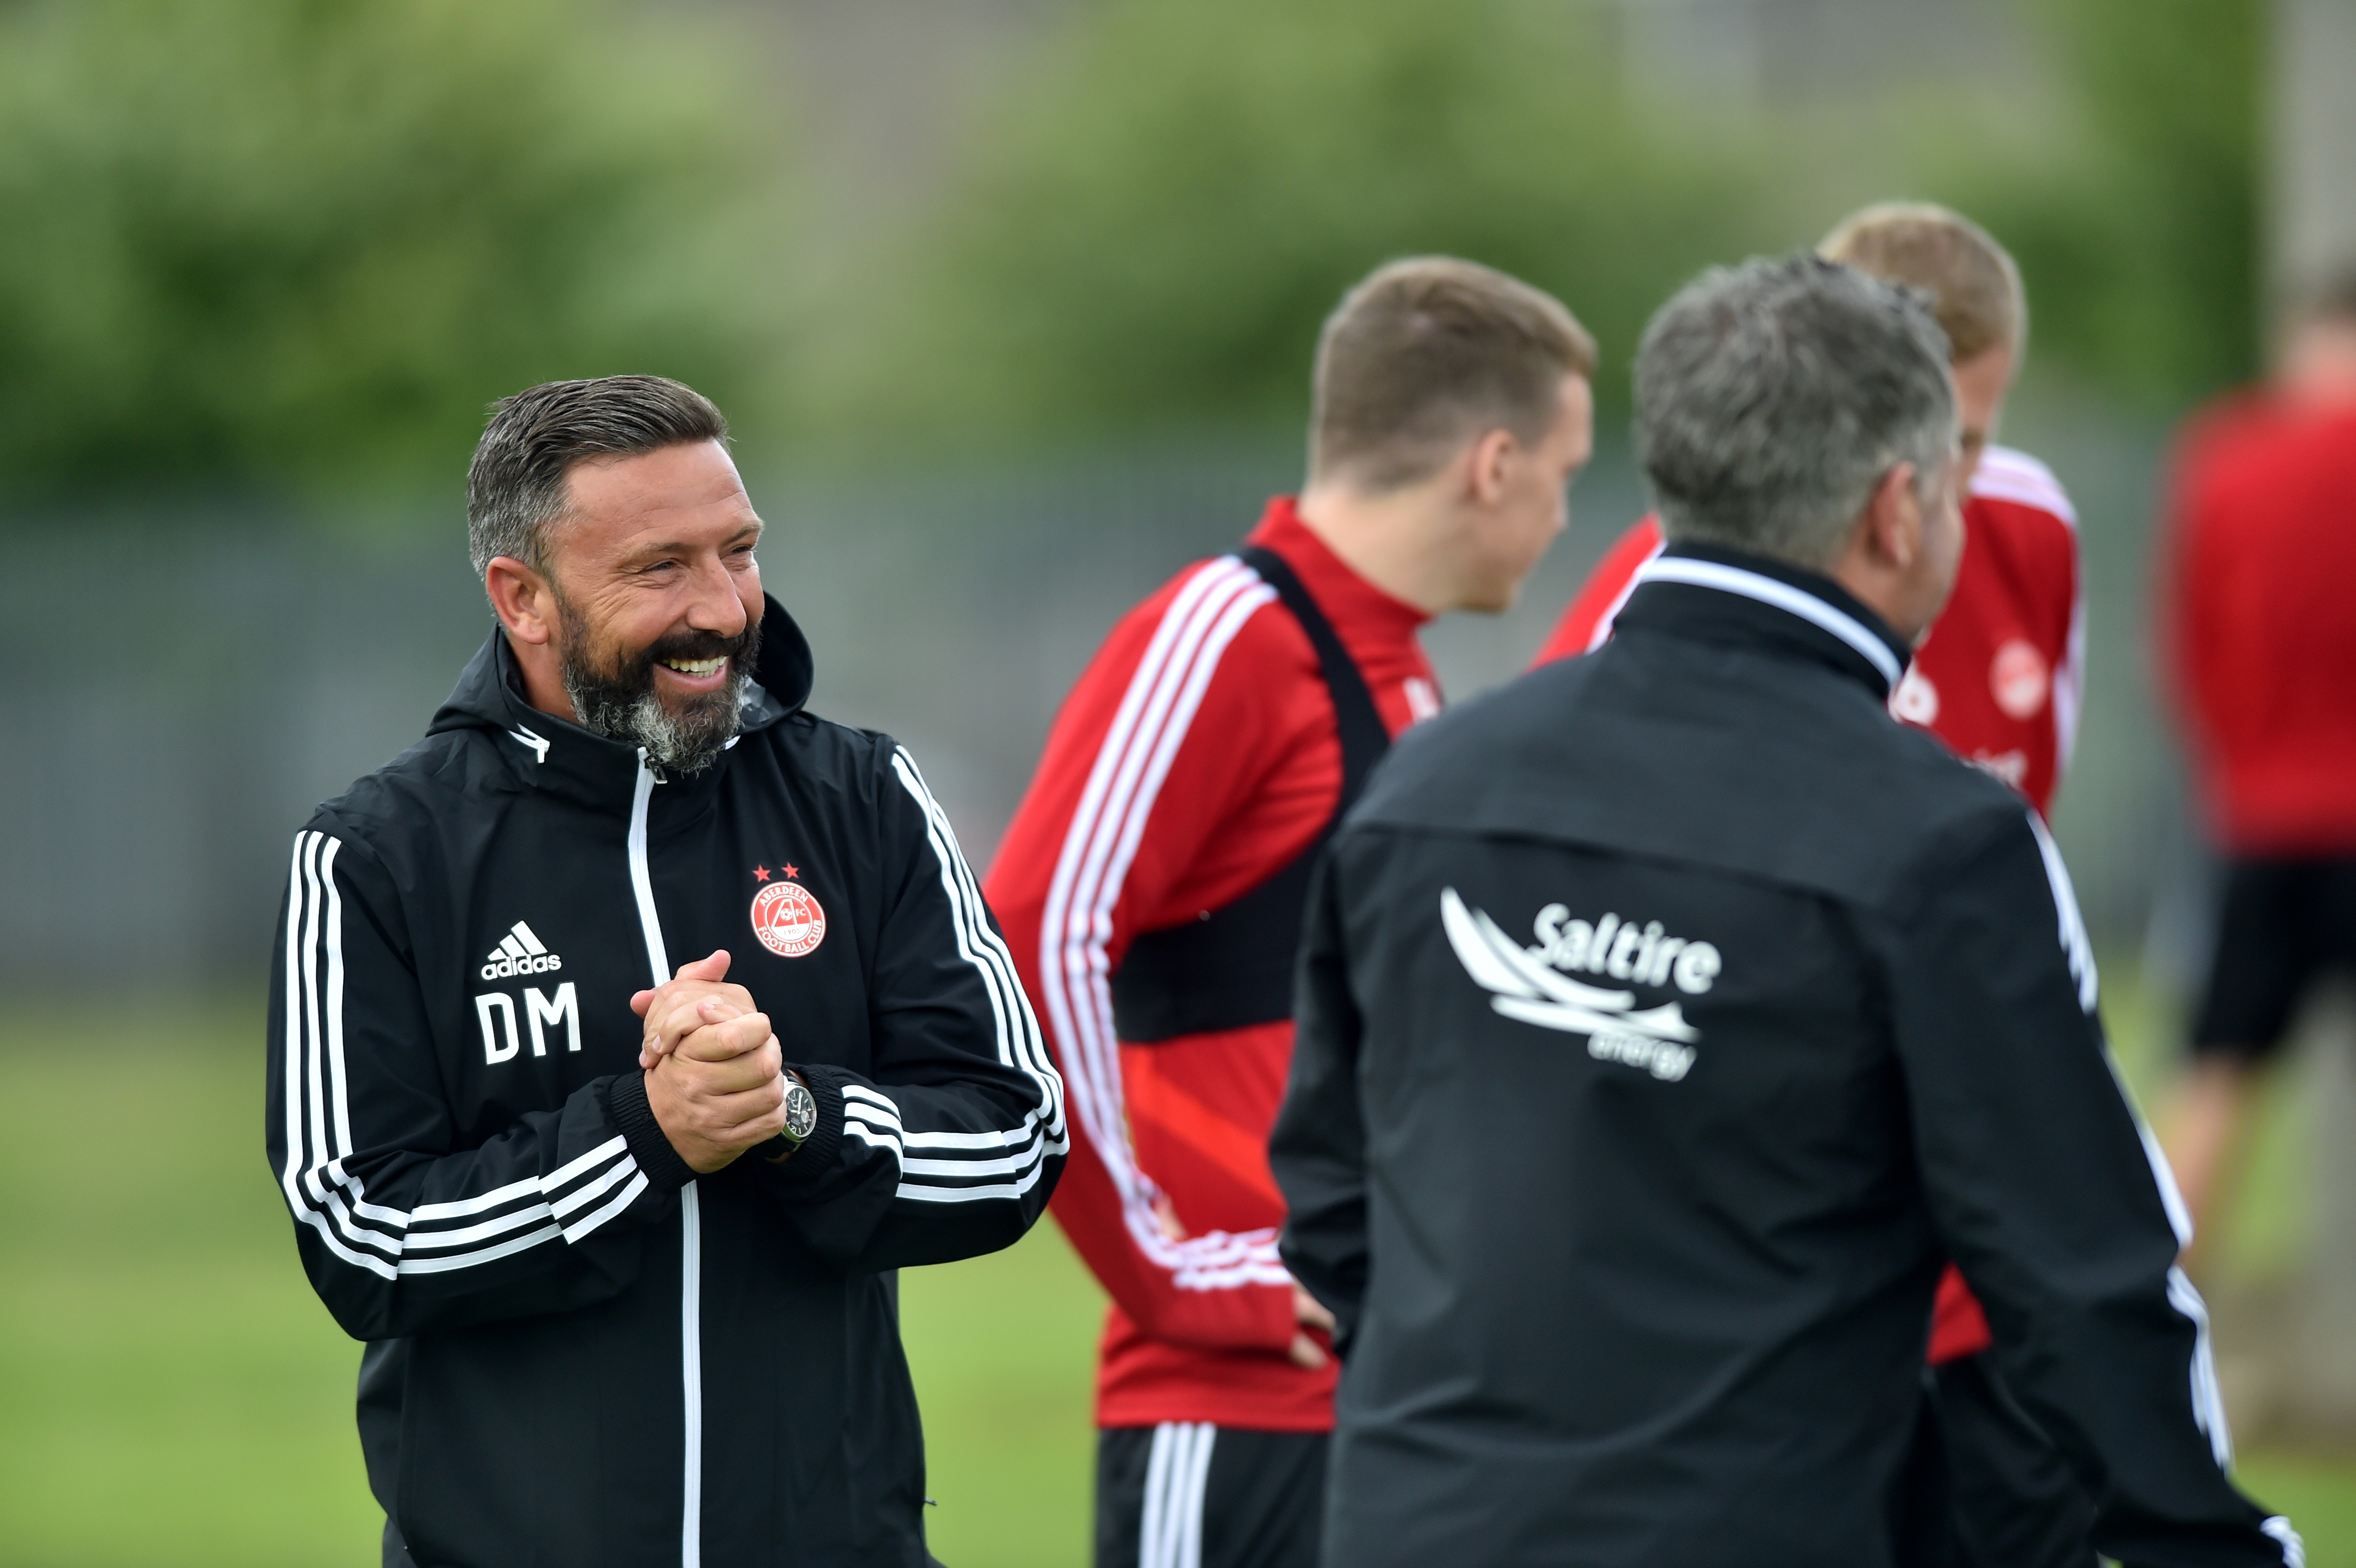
[0, 983, 2346, 1566]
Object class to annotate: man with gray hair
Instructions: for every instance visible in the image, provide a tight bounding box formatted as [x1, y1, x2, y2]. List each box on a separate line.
[266, 374, 1063, 1566]
[1269, 258, 2298, 1565]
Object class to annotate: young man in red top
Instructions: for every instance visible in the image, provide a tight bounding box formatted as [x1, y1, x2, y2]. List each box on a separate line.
[1534, 207, 2095, 1568]
[1538, 206, 2083, 820]
[984, 258, 1595, 1568]
[2159, 272, 2356, 1256]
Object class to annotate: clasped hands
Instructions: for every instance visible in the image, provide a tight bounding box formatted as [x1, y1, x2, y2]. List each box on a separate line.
[631, 949, 792, 1174]
[643, 953, 1336, 1367]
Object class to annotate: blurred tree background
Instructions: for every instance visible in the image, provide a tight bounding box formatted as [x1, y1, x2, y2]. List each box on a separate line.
[0, 0, 791, 499]
[799, 0, 1772, 438]
[809, 0, 2267, 445]
[0, 0, 2269, 499]
[1927, 0, 2266, 406]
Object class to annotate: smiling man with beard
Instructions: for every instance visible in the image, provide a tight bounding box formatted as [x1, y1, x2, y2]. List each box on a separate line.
[267, 375, 1064, 1568]
[546, 576, 761, 778]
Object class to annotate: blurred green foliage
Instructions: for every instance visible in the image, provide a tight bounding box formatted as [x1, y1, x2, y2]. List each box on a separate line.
[0, 0, 787, 498]
[0, 0, 2271, 495]
[812, 0, 1774, 440]
[1931, 0, 2265, 405]
[813, 0, 2267, 447]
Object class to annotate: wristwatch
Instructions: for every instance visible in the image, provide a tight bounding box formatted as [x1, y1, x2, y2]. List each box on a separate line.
[764, 1070, 820, 1162]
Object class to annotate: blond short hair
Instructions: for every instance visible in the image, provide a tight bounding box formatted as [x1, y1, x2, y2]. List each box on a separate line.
[1819, 203, 2025, 363]
[1309, 257, 1596, 492]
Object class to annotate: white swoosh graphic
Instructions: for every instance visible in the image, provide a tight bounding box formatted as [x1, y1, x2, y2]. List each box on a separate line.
[1440, 887, 1700, 1043]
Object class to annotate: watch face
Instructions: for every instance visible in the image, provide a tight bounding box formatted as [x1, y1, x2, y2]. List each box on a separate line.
[783, 1080, 819, 1142]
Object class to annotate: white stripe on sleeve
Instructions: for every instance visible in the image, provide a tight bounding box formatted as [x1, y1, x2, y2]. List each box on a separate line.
[2053, 542, 2087, 784]
[279, 833, 399, 1278]
[2026, 812, 2098, 1013]
[881, 747, 1069, 1205]
[2096, 962, 2232, 1474]
[1033, 559, 1293, 1287]
[276, 830, 646, 1277]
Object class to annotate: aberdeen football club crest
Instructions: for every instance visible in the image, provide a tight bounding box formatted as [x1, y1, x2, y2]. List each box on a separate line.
[751, 877, 826, 958]
[1990, 638, 2050, 720]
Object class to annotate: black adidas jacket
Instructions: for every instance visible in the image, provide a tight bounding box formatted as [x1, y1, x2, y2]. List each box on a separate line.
[265, 599, 1065, 1568]
[1269, 545, 2295, 1568]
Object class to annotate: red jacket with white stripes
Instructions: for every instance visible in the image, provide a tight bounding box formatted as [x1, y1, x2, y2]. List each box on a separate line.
[984, 498, 1438, 1431]
[1533, 446, 2083, 1364]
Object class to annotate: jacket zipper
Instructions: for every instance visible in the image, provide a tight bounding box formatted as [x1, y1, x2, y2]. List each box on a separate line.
[628, 755, 700, 1568]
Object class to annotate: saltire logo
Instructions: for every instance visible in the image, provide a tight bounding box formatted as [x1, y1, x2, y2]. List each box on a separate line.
[1440, 887, 1701, 1081]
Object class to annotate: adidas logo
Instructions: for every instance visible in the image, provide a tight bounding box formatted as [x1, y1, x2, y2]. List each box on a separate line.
[479, 921, 565, 981]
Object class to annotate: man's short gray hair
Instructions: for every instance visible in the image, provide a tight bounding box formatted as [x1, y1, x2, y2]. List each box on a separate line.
[467, 375, 729, 577]
[1633, 255, 1956, 569]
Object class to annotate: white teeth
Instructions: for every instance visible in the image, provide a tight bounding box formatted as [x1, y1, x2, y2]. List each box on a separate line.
[662, 657, 725, 676]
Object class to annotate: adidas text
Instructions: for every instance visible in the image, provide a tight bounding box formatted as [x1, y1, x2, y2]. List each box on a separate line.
[481, 952, 563, 980]
[480, 920, 564, 982]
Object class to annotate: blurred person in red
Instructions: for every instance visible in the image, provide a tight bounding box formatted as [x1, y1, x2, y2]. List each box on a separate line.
[2159, 271, 2356, 1256]
[984, 257, 1594, 1568]
[1533, 206, 2099, 1568]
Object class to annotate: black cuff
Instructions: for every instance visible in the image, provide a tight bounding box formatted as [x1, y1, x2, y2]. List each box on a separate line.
[605, 1071, 699, 1194]
[758, 1062, 849, 1193]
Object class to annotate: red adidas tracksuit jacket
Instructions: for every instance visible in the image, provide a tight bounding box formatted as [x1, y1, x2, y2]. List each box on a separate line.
[984, 498, 1437, 1431]
[1535, 444, 2083, 1362]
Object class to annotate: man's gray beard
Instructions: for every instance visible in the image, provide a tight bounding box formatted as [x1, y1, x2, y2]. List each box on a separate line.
[553, 615, 753, 777]
[564, 677, 747, 777]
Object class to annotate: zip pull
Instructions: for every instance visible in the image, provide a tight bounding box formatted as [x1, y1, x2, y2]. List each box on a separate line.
[627, 752, 673, 984]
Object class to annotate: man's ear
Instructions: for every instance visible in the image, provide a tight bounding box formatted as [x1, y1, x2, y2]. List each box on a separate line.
[1465, 427, 1520, 507]
[485, 557, 556, 646]
[1861, 462, 1922, 570]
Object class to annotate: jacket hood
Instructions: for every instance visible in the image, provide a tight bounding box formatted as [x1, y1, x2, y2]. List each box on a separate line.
[427, 593, 815, 784]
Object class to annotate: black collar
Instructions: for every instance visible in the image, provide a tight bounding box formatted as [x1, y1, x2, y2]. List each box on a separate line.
[1609, 542, 1912, 701]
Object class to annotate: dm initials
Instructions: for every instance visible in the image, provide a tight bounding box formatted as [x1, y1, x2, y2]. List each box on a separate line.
[474, 984, 581, 1063]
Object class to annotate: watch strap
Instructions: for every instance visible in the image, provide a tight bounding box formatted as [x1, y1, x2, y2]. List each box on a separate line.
[757, 1061, 848, 1188]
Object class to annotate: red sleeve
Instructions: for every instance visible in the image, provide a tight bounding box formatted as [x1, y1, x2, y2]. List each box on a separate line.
[1969, 449, 2086, 809]
[2159, 410, 2236, 765]
[1530, 516, 1665, 668]
[982, 557, 1308, 1354]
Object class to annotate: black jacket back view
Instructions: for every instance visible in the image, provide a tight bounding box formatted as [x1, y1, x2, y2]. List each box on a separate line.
[265, 601, 1064, 1568]
[1271, 545, 2295, 1568]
